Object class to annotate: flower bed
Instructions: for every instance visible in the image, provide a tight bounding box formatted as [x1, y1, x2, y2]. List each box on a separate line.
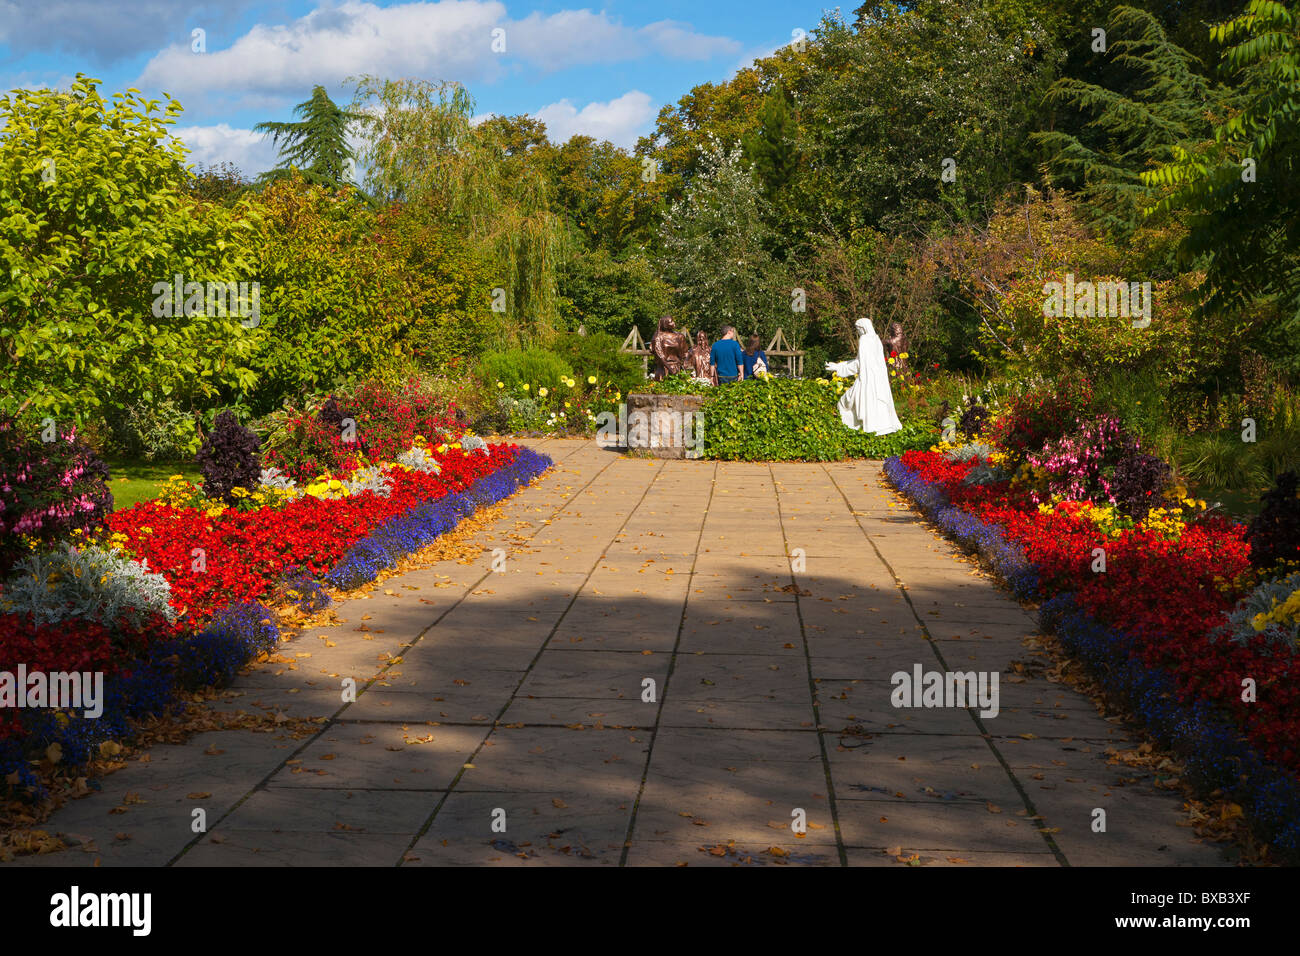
[885, 450, 1300, 858]
[0, 437, 552, 794]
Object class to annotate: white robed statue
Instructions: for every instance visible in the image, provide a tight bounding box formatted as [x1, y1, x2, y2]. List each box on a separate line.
[824, 317, 902, 435]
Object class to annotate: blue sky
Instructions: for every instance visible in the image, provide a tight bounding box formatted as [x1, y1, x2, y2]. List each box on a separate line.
[1, 0, 840, 174]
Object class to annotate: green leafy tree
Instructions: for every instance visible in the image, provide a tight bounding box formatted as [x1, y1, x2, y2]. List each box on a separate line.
[350, 77, 570, 342]
[1144, 0, 1300, 371]
[1035, 6, 1227, 242]
[248, 175, 492, 411]
[0, 75, 260, 437]
[800, 1, 1062, 235]
[254, 85, 361, 190]
[540, 134, 665, 256]
[556, 245, 670, 338]
[657, 142, 791, 343]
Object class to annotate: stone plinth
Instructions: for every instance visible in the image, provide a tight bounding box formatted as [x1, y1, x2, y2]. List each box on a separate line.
[624, 392, 706, 459]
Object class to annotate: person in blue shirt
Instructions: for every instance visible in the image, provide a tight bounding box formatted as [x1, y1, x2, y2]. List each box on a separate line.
[710, 326, 746, 383]
[742, 334, 769, 380]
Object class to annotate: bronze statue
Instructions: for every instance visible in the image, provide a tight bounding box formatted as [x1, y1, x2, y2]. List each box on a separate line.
[884, 322, 909, 375]
[686, 330, 717, 385]
[650, 315, 691, 381]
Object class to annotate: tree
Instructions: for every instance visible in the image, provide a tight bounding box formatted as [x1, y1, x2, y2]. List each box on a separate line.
[254, 85, 361, 191]
[1035, 6, 1227, 243]
[742, 83, 799, 198]
[248, 176, 493, 410]
[187, 161, 253, 205]
[539, 134, 664, 256]
[1144, 0, 1300, 372]
[800, 2, 1062, 235]
[0, 75, 260, 439]
[556, 244, 671, 338]
[350, 77, 570, 343]
[656, 142, 791, 344]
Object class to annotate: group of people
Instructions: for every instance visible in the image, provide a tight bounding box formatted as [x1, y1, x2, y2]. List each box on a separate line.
[649, 317, 769, 385]
[647, 313, 902, 437]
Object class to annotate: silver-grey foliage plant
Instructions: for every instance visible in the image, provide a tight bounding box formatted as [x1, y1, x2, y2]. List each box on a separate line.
[1211, 571, 1300, 657]
[2, 544, 177, 628]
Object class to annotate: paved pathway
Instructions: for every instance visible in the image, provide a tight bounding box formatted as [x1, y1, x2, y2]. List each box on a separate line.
[7, 439, 1228, 866]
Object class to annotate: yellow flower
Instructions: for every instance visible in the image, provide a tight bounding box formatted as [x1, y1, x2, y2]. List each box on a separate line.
[497, 381, 505, 389]
[587, 375, 597, 384]
[539, 387, 549, 397]
[522, 383, 530, 391]
[564, 401, 571, 408]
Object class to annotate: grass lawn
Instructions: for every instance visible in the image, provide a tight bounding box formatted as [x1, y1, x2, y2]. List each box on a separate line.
[107, 459, 201, 511]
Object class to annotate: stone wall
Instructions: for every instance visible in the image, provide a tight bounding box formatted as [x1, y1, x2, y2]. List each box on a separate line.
[624, 392, 706, 459]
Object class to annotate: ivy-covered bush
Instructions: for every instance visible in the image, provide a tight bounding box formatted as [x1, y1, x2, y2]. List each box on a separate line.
[701, 377, 935, 461]
[0, 415, 113, 573]
[197, 410, 262, 503]
[1247, 471, 1300, 573]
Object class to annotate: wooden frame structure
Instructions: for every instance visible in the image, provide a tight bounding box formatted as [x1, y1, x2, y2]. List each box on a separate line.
[620, 326, 651, 377]
[621, 325, 807, 379]
[765, 328, 805, 378]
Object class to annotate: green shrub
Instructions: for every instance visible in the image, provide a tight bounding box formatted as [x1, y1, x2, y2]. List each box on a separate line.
[1174, 431, 1268, 492]
[106, 398, 199, 461]
[475, 349, 574, 393]
[0, 77, 261, 427]
[701, 377, 935, 461]
[546, 332, 645, 397]
[641, 372, 705, 395]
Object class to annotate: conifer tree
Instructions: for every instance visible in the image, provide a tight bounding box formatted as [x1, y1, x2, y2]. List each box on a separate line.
[1035, 5, 1228, 240]
[254, 85, 360, 191]
[1145, 0, 1300, 371]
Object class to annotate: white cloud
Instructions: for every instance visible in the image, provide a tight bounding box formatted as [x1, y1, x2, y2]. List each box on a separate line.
[139, 1, 508, 99]
[533, 90, 655, 148]
[0, 0, 255, 61]
[170, 123, 280, 175]
[135, 1, 741, 98]
[508, 13, 739, 69]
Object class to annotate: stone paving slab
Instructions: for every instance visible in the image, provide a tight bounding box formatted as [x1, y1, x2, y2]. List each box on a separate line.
[5, 438, 1232, 867]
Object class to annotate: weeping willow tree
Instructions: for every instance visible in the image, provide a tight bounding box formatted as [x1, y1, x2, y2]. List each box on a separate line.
[349, 76, 570, 346]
